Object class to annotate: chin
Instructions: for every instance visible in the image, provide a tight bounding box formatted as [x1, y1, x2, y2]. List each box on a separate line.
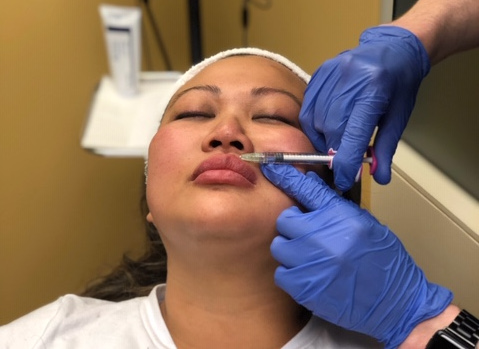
[152, 186, 294, 238]
[192, 206, 256, 230]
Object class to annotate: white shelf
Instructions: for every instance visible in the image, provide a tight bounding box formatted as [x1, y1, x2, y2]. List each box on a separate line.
[81, 71, 182, 158]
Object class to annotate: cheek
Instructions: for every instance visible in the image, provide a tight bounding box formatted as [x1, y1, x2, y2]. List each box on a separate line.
[146, 126, 196, 199]
[285, 130, 316, 152]
[147, 128, 180, 184]
[256, 128, 316, 153]
[148, 124, 200, 171]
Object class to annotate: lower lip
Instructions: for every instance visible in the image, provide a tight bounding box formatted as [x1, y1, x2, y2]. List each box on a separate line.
[193, 170, 255, 187]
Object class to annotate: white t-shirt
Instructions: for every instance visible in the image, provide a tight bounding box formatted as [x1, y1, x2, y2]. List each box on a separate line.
[0, 284, 382, 348]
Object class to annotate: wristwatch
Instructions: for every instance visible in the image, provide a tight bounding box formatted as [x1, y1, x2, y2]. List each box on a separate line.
[426, 310, 479, 349]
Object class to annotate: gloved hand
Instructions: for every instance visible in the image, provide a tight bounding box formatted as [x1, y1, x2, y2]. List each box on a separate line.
[262, 163, 453, 349]
[300, 26, 430, 191]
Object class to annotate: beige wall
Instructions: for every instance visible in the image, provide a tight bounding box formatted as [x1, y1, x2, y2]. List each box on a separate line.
[201, 1, 380, 73]
[371, 159, 479, 314]
[1, 1, 381, 324]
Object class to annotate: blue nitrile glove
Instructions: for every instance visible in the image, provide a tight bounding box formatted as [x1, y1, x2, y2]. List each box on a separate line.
[300, 26, 430, 191]
[262, 163, 453, 349]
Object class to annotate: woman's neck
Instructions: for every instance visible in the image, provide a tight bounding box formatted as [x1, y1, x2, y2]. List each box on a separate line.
[160, 255, 311, 349]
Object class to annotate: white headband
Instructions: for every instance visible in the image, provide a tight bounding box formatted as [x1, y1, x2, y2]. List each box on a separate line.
[174, 47, 311, 90]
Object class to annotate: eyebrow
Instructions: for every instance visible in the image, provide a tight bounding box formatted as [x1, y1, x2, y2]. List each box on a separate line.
[166, 85, 220, 111]
[166, 84, 302, 111]
[251, 87, 302, 107]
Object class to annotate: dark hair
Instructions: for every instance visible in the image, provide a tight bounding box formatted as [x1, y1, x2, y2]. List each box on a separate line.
[81, 184, 167, 301]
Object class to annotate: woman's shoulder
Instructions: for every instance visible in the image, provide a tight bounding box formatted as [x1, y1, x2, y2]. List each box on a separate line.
[0, 284, 169, 349]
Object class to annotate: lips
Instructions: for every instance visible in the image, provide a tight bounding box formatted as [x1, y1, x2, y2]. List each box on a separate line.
[191, 154, 258, 187]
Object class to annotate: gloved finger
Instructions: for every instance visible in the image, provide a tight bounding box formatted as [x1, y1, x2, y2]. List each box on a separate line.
[371, 118, 404, 185]
[301, 120, 328, 154]
[274, 264, 327, 307]
[271, 221, 331, 267]
[261, 164, 341, 211]
[273, 206, 306, 240]
[332, 97, 388, 191]
[274, 262, 345, 319]
[316, 99, 351, 152]
[270, 235, 301, 268]
[299, 62, 342, 154]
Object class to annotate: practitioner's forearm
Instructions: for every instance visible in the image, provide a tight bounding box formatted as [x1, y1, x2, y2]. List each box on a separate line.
[390, 0, 479, 64]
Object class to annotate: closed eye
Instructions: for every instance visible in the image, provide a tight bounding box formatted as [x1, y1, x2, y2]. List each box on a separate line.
[174, 111, 215, 120]
[252, 114, 296, 126]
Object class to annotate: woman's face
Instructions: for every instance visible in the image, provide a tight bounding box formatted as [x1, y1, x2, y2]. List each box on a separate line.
[146, 55, 322, 248]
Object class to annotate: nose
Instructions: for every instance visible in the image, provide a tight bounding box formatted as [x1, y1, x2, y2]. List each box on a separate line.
[201, 116, 254, 154]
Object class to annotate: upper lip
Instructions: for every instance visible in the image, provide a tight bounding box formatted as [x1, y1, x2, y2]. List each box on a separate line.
[191, 153, 258, 184]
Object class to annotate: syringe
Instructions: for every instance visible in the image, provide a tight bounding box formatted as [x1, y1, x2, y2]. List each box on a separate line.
[240, 152, 335, 164]
[240, 148, 377, 174]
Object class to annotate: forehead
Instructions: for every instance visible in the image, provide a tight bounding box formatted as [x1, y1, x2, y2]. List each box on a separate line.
[177, 55, 306, 93]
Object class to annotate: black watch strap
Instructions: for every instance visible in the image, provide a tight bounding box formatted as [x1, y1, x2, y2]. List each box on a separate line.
[426, 310, 479, 349]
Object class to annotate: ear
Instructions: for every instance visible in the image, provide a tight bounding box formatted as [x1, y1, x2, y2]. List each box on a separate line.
[146, 212, 153, 223]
